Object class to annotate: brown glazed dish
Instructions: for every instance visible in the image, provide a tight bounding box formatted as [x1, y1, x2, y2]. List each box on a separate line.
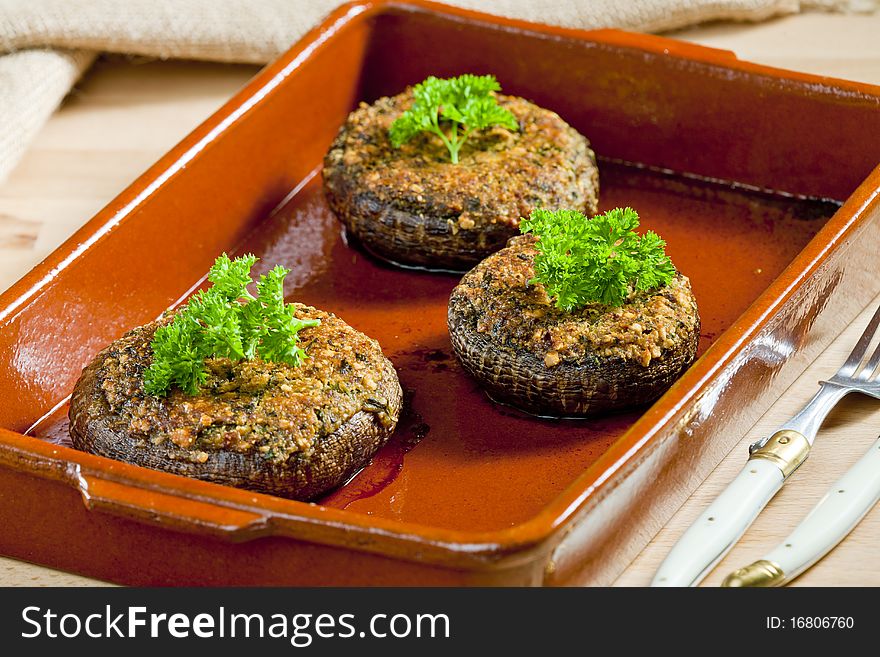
[1, 0, 879, 586]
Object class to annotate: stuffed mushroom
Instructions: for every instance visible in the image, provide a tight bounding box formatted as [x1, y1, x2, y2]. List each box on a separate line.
[323, 74, 599, 271]
[69, 256, 401, 501]
[447, 208, 700, 417]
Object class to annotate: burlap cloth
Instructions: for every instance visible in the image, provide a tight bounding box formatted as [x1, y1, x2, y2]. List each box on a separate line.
[0, 0, 875, 183]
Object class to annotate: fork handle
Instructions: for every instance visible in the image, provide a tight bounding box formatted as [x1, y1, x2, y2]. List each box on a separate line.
[725, 436, 880, 586]
[651, 458, 784, 586]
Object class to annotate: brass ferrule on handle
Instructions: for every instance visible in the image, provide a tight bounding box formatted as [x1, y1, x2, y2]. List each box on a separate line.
[749, 429, 811, 478]
[721, 560, 786, 587]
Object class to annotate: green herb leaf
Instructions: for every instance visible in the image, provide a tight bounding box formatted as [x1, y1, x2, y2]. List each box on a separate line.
[143, 254, 319, 397]
[252, 265, 317, 367]
[207, 252, 257, 302]
[389, 74, 518, 164]
[520, 207, 675, 311]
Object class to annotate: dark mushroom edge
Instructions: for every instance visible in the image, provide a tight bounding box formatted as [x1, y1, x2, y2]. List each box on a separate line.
[323, 91, 599, 271]
[447, 235, 700, 417]
[69, 304, 402, 500]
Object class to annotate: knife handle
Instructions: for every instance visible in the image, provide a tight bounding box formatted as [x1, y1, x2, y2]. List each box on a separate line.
[728, 436, 880, 586]
[651, 458, 783, 587]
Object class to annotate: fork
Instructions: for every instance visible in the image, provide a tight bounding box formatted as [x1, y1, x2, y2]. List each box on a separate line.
[652, 302, 880, 587]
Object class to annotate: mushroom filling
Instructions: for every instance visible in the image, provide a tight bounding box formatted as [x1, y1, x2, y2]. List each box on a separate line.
[453, 235, 699, 370]
[323, 90, 599, 267]
[92, 304, 396, 465]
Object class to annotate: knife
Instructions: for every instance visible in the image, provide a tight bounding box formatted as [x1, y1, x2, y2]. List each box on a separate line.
[721, 435, 880, 586]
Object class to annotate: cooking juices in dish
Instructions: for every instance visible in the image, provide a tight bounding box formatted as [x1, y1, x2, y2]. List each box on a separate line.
[28, 163, 836, 530]
[68, 254, 402, 500]
[49, 72, 827, 516]
[322, 74, 599, 270]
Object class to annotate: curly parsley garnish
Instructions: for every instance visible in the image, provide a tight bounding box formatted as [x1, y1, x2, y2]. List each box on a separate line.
[389, 74, 518, 164]
[520, 207, 675, 311]
[143, 254, 319, 396]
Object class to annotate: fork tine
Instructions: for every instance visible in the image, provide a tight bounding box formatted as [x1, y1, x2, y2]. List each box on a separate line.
[839, 303, 880, 378]
[861, 335, 880, 381]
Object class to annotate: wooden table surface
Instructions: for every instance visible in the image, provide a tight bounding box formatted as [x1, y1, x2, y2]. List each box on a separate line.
[1, 12, 879, 587]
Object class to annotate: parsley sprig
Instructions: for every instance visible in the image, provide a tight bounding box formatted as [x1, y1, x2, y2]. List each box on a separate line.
[143, 254, 319, 396]
[520, 207, 675, 311]
[389, 74, 518, 164]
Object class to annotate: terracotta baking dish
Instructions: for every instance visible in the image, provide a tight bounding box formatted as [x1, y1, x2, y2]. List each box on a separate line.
[1, 0, 879, 586]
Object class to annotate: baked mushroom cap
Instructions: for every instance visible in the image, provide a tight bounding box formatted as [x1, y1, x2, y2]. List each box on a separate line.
[69, 304, 402, 500]
[447, 235, 700, 417]
[323, 91, 599, 271]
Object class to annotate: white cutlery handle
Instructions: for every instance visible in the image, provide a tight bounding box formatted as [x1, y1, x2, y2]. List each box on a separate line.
[652, 458, 783, 587]
[733, 436, 880, 586]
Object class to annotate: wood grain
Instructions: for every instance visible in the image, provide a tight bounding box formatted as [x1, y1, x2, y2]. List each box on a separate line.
[1, 13, 879, 586]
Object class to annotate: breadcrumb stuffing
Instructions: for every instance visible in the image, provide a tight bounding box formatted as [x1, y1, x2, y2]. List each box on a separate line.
[326, 91, 598, 232]
[95, 304, 395, 464]
[453, 235, 700, 367]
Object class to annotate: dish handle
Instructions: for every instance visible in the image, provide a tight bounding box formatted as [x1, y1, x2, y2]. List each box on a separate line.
[75, 471, 270, 541]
